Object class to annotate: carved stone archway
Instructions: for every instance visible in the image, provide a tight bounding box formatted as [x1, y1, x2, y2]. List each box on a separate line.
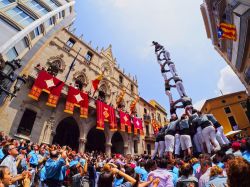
[85, 126, 106, 153]
[52, 117, 80, 151]
[111, 131, 124, 154]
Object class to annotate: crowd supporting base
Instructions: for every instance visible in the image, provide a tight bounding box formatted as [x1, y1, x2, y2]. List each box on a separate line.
[0, 129, 250, 187]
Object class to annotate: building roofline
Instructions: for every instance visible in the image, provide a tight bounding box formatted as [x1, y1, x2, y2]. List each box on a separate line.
[139, 97, 155, 108]
[63, 28, 102, 58]
[149, 99, 167, 114]
[201, 90, 247, 111]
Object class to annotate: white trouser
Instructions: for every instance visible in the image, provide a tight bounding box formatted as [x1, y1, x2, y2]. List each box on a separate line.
[202, 126, 221, 154]
[157, 59, 163, 66]
[176, 81, 187, 97]
[197, 127, 205, 153]
[157, 50, 170, 61]
[193, 133, 202, 153]
[216, 126, 230, 145]
[165, 134, 175, 152]
[163, 50, 171, 60]
[152, 142, 159, 159]
[162, 72, 168, 80]
[159, 141, 165, 158]
[30, 168, 36, 186]
[166, 90, 173, 103]
[180, 135, 192, 150]
[174, 134, 181, 155]
[168, 63, 177, 76]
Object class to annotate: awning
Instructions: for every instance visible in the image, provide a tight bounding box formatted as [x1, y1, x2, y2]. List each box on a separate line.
[225, 130, 242, 137]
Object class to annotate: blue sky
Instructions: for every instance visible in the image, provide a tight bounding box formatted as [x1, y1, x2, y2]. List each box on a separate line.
[73, 0, 245, 112]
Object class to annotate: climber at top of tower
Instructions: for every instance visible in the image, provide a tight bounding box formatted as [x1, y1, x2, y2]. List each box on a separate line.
[152, 41, 164, 53]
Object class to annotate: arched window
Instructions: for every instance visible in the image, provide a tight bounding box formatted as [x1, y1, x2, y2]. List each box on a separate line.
[47, 60, 61, 76]
[74, 75, 86, 91]
[98, 90, 106, 102]
[117, 100, 125, 110]
[98, 85, 107, 102]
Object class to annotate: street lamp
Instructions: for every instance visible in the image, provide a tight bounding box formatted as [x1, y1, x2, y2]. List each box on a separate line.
[12, 74, 27, 96]
[0, 59, 21, 78]
[0, 59, 26, 104]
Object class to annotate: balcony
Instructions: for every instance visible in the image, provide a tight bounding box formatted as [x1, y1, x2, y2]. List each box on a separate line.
[145, 134, 155, 142]
[143, 114, 151, 123]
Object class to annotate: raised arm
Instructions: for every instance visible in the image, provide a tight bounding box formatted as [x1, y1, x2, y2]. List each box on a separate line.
[111, 168, 137, 186]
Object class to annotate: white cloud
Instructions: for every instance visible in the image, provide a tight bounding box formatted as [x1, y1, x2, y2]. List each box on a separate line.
[193, 99, 206, 110]
[217, 65, 245, 94]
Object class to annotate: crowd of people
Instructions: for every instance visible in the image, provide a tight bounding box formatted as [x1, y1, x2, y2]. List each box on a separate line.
[152, 108, 232, 161]
[0, 129, 250, 187]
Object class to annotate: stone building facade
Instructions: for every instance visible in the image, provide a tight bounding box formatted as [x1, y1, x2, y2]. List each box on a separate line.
[0, 27, 166, 156]
[0, 0, 76, 105]
[200, 0, 250, 93]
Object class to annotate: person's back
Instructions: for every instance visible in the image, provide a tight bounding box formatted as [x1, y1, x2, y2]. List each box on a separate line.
[177, 163, 198, 187]
[97, 171, 113, 187]
[148, 168, 173, 187]
[205, 165, 227, 187]
[176, 176, 198, 187]
[135, 161, 148, 182]
[147, 159, 174, 187]
[205, 175, 227, 187]
[44, 151, 66, 187]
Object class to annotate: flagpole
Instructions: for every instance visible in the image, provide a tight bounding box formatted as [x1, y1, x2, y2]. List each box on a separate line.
[65, 48, 82, 82]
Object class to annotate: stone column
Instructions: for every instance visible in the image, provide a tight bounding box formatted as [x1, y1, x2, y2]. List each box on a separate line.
[106, 142, 112, 157]
[79, 137, 87, 152]
[124, 144, 129, 155]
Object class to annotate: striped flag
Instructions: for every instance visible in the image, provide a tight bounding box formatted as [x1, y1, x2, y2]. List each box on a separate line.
[217, 23, 237, 41]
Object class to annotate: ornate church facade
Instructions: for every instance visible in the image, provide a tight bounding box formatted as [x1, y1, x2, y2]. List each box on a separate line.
[0, 27, 167, 156]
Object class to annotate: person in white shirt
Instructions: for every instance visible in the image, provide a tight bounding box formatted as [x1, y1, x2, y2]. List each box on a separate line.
[198, 155, 212, 187]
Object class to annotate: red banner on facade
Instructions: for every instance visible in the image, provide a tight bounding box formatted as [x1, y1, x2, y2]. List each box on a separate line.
[28, 70, 64, 107]
[133, 117, 143, 136]
[64, 86, 89, 118]
[96, 100, 117, 131]
[119, 111, 131, 133]
[151, 118, 160, 135]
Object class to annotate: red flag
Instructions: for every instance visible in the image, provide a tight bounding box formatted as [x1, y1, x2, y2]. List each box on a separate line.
[116, 87, 126, 106]
[28, 70, 64, 107]
[119, 111, 131, 133]
[64, 86, 89, 118]
[151, 118, 160, 135]
[92, 73, 103, 91]
[133, 117, 143, 136]
[130, 95, 139, 114]
[96, 100, 117, 131]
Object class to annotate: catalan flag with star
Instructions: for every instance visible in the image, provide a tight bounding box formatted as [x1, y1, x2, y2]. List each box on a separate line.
[217, 23, 237, 41]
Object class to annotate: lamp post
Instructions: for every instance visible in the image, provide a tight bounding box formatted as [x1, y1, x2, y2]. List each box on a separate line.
[0, 59, 26, 105]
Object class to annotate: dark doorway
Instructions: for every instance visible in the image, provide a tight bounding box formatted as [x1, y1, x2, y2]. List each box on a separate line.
[53, 117, 80, 151]
[17, 109, 37, 136]
[85, 127, 106, 153]
[147, 144, 151, 155]
[111, 132, 124, 154]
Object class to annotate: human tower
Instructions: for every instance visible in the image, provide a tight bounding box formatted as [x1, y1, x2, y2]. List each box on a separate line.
[151, 41, 230, 160]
